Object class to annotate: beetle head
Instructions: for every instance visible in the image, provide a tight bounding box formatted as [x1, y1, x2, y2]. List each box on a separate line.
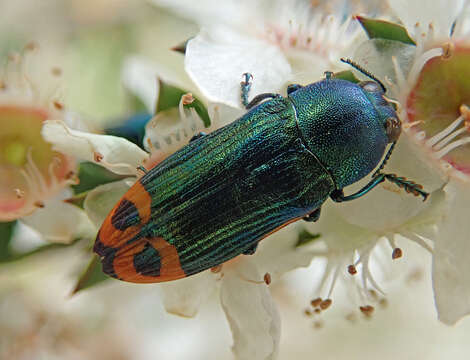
[359, 80, 401, 144]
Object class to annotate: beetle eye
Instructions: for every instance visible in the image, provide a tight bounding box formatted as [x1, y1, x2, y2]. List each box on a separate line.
[360, 81, 381, 93]
[385, 117, 401, 142]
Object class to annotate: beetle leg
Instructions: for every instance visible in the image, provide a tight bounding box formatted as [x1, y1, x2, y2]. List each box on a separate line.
[243, 242, 258, 255]
[245, 93, 282, 110]
[303, 207, 321, 222]
[240, 73, 281, 109]
[241, 72, 253, 108]
[190, 132, 207, 142]
[287, 84, 303, 94]
[331, 173, 429, 202]
[330, 174, 387, 202]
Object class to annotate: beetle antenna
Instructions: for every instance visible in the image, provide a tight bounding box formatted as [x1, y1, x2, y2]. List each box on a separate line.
[340, 58, 387, 93]
[372, 141, 396, 177]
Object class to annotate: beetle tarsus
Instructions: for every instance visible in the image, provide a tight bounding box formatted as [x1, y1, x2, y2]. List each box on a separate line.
[303, 207, 321, 222]
[241, 72, 253, 108]
[190, 132, 207, 143]
[287, 84, 303, 94]
[245, 93, 281, 110]
[243, 242, 258, 255]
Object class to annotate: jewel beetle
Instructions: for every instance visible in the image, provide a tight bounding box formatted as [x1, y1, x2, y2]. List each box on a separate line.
[94, 59, 428, 283]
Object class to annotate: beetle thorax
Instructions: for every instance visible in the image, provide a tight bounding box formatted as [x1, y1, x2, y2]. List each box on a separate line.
[289, 79, 390, 189]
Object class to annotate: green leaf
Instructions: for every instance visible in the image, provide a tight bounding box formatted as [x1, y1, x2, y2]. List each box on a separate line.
[356, 16, 415, 45]
[72, 162, 125, 194]
[156, 79, 211, 128]
[0, 221, 17, 261]
[333, 70, 360, 83]
[295, 229, 321, 247]
[72, 255, 110, 295]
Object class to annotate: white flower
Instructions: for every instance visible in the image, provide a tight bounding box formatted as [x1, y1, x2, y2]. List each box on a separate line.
[0, 43, 94, 243]
[151, 0, 367, 108]
[319, 0, 470, 325]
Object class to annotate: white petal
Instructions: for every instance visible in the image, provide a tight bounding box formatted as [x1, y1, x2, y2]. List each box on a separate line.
[388, 0, 466, 37]
[433, 179, 470, 325]
[42, 120, 148, 175]
[22, 194, 95, 244]
[185, 26, 291, 108]
[221, 258, 281, 360]
[353, 38, 417, 89]
[83, 179, 133, 228]
[122, 56, 200, 114]
[254, 223, 315, 283]
[160, 271, 216, 318]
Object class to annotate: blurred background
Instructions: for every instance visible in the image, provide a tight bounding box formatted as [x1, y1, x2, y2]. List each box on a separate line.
[1, 1, 470, 359]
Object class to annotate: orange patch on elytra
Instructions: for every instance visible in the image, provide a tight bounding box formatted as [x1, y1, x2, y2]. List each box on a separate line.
[125, 180, 152, 224]
[148, 237, 186, 280]
[111, 236, 186, 283]
[97, 179, 152, 248]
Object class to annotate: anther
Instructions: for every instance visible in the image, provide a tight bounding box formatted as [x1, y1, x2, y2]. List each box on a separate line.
[313, 320, 324, 329]
[211, 265, 223, 273]
[34, 201, 45, 208]
[311, 297, 322, 307]
[319, 299, 332, 310]
[304, 308, 312, 316]
[182, 93, 194, 105]
[314, 308, 321, 314]
[51, 67, 62, 76]
[14, 189, 24, 199]
[94, 152, 103, 162]
[441, 42, 454, 59]
[359, 305, 374, 317]
[392, 247, 403, 259]
[264, 273, 272, 285]
[53, 101, 64, 110]
[348, 264, 357, 275]
[24, 42, 38, 51]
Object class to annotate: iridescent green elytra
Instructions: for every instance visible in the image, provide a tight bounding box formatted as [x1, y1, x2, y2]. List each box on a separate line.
[94, 64, 428, 283]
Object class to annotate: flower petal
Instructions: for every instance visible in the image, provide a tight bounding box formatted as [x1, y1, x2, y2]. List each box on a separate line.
[83, 179, 133, 228]
[42, 120, 148, 175]
[185, 26, 291, 108]
[387, 0, 466, 37]
[220, 258, 281, 360]
[254, 223, 316, 283]
[433, 179, 470, 325]
[160, 271, 216, 318]
[21, 194, 95, 244]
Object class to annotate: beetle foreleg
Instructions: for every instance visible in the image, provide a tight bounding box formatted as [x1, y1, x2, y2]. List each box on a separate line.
[330, 175, 387, 202]
[303, 207, 321, 222]
[331, 173, 429, 202]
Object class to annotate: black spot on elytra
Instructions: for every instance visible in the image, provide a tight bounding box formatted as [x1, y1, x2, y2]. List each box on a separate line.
[133, 242, 161, 277]
[111, 199, 140, 230]
[93, 232, 117, 278]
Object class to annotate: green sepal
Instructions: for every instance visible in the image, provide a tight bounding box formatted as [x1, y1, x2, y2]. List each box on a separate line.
[71, 255, 109, 295]
[72, 161, 125, 195]
[156, 79, 211, 128]
[333, 70, 360, 83]
[171, 38, 192, 54]
[295, 229, 321, 247]
[64, 192, 88, 210]
[0, 221, 17, 262]
[356, 16, 416, 45]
